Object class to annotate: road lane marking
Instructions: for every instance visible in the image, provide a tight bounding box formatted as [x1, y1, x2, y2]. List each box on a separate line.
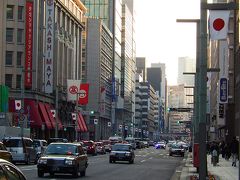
[149, 157, 153, 160]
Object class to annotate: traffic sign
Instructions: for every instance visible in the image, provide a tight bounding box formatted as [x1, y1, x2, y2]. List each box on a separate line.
[94, 119, 98, 125]
[219, 77, 228, 103]
[107, 122, 111, 127]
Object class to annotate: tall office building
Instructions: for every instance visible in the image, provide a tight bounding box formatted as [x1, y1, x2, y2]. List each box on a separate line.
[147, 63, 168, 133]
[177, 57, 195, 86]
[136, 57, 147, 81]
[85, 18, 113, 140]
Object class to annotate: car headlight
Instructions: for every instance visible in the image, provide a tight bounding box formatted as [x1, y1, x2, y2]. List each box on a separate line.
[38, 158, 47, 164]
[110, 152, 116, 156]
[125, 152, 131, 156]
[65, 159, 75, 165]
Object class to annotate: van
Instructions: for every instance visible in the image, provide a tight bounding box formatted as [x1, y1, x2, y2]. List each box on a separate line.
[2, 137, 38, 164]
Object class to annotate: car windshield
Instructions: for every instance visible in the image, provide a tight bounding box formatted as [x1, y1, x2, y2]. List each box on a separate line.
[33, 141, 40, 147]
[3, 139, 22, 147]
[45, 144, 77, 155]
[171, 144, 181, 148]
[112, 144, 130, 151]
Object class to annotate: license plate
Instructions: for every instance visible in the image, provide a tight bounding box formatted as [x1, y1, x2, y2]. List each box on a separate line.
[52, 167, 59, 171]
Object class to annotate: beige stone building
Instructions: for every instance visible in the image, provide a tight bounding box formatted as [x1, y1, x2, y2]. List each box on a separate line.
[0, 0, 88, 140]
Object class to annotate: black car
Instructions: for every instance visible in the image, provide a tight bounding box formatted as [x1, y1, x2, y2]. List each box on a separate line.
[109, 143, 135, 164]
[37, 143, 88, 177]
[0, 158, 26, 179]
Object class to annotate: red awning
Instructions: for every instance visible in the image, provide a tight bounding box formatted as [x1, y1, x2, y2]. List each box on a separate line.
[44, 104, 63, 130]
[44, 104, 56, 128]
[79, 113, 88, 132]
[77, 113, 85, 132]
[38, 102, 52, 129]
[56, 116, 63, 130]
[24, 99, 42, 128]
[8, 99, 42, 128]
[75, 116, 80, 132]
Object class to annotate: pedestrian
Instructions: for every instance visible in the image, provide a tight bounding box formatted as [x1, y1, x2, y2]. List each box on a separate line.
[230, 136, 239, 167]
[220, 140, 225, 158]
[224, 143, 231, 160]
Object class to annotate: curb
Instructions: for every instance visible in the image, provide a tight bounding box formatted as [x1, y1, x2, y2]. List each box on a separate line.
[170, 152, 189, 180]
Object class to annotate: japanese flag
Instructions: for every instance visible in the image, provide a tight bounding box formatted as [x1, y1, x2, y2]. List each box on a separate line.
[71, 113, 77, 120]
[209, 10, 230, 40]
[50, 110, 56, 118]
[15, 100, 21, 110]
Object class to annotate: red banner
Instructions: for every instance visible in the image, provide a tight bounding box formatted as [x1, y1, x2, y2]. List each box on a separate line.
[25, 1, 33, 88]
[78, 84, 89, 105]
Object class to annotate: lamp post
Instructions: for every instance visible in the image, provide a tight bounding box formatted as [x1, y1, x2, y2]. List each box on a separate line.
[177, 18, 201, 174]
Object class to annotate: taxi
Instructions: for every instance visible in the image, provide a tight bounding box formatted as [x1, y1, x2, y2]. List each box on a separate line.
[37, 142, 88, 177]
[0, 142, 12, 162]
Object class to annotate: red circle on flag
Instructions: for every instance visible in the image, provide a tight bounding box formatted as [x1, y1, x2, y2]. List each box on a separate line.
[213, 18, 225, 31]
[17, 103, 20, 107]
[69, 85, 78, 94]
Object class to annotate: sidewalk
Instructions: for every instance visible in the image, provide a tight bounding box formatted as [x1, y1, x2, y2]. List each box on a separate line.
[180, 153, 239, 180]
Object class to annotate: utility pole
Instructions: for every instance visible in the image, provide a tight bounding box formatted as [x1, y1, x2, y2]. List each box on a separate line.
[55, 85, 58, 138]
[199, 0, 208, 179]
[20, 67, 25, 137]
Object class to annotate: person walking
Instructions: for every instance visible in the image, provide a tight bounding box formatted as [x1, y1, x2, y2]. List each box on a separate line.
[230, 136, 239, 167]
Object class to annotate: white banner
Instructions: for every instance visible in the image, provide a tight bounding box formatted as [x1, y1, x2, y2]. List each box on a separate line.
[50, 109, 56, 118]
[44, 0, 54, 93]
[209, 10, 230, 40]
[15, 100, 21, 110]
[71, 113, 77, 120]
[67, 79, 81, 101]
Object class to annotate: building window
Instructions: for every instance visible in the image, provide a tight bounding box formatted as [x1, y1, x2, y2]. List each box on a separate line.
[5, 74, 13, 88]
[18, 6, 23, 20]
[17, 52, 22, 66]
[17, 29, 23, 43]
[7, 5, 14, 20]
[5, 51, 13, 66]
[16, 75, 22, 89]
[6, 28, 14, 42]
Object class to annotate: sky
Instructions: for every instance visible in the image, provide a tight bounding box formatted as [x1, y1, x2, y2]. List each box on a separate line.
[135, 0, 200, 85]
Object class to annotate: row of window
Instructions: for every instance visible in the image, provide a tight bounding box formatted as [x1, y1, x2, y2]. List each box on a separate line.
[6, 28, 24, 43]
[7, 5, 24, 21]
[5, 51, 22, 66]
[5, 74, 22, 89]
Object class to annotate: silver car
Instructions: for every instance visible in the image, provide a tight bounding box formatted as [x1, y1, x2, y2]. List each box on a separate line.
[3, 137, 38, 164]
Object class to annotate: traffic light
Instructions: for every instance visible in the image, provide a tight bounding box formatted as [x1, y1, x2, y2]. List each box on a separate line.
[90, 110, 94, 115]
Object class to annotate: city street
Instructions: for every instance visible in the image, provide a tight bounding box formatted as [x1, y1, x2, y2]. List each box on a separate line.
[18, 147, 183, 180]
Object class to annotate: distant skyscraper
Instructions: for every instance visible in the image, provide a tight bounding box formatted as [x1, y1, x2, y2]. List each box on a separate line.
[177, 57, 196, 86]
[136, 57, 147, 81]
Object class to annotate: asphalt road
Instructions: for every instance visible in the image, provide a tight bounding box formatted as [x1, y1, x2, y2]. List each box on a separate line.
[18, 147, 184, 180]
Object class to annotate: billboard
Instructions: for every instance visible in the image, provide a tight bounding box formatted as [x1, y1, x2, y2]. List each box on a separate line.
[25, 1, 33, 88]
[44, 0, 54, 93]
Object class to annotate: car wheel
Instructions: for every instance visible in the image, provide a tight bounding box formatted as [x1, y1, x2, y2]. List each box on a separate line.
[109, 159, 112, 163]
[80, 169, 86, 177]
[38, 170, 44, 177]
[129, 159, 134, 164]
[72, 167, 79, 178]
[169, 153, 172, 156]
[25, 156, 30, 165]
[50, 172, 54, 177]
